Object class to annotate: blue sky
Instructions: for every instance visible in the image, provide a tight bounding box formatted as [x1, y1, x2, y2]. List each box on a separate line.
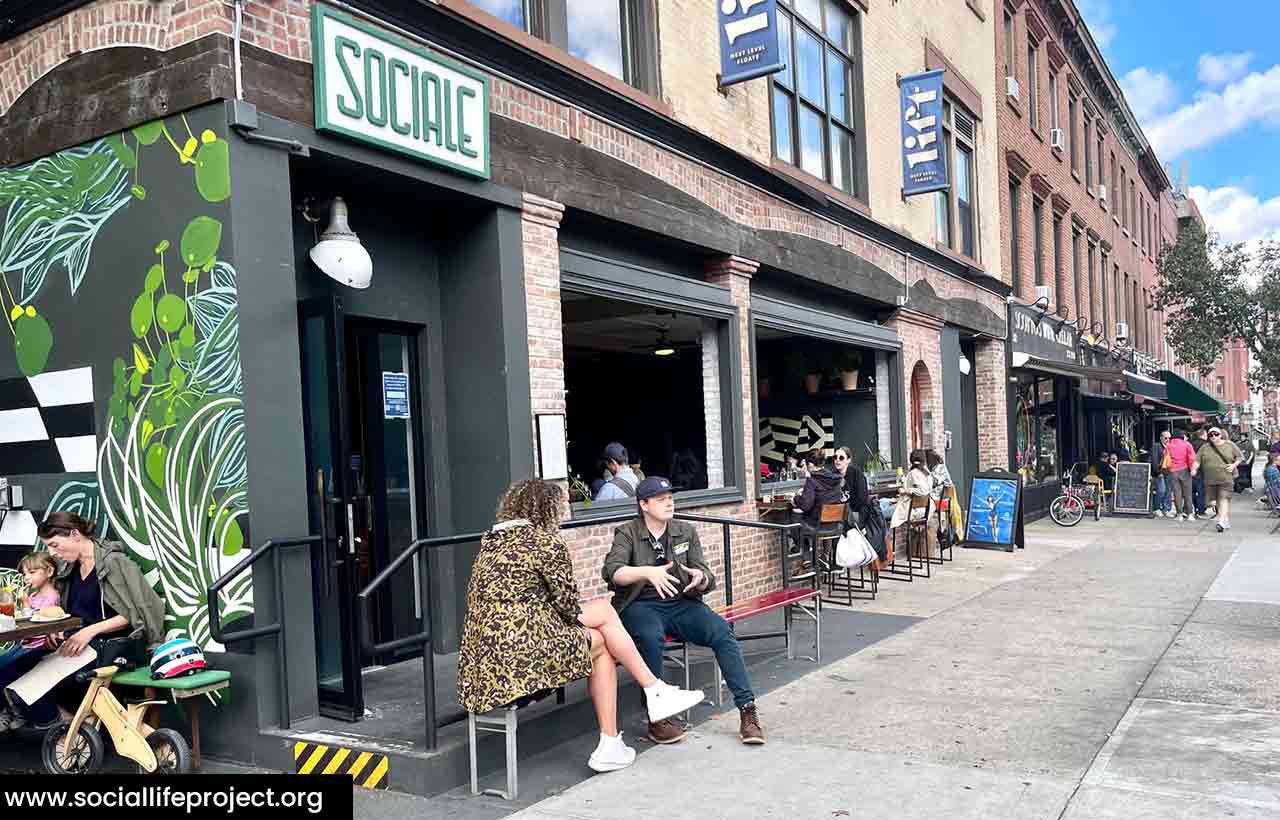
[1076, 0, 1280, 245]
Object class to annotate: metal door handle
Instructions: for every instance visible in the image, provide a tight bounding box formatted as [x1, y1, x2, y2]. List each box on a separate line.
[346, 503, 356, 556]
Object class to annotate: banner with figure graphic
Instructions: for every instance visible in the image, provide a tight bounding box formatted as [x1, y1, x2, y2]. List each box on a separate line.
[898, 70, 948, 196]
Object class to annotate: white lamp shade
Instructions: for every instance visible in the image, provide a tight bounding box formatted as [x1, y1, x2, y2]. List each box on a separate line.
[310, 239, 372, 289]
[958, 355, 972, 375]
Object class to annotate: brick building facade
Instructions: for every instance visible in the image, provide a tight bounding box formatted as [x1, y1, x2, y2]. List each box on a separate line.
[0, 0, 1013, 774]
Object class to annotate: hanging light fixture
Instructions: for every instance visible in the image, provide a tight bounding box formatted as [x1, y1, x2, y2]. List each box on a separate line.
[307, 197, 372, 289]
[652, 330, 676, 357]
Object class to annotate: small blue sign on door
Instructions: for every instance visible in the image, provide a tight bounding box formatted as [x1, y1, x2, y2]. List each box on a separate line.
[382, 371, 410, 419]
[718, 0, 785, 88]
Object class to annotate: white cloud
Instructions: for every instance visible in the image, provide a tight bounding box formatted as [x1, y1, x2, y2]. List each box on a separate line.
[1146, 65, 1280, 159]
[1198, 52, 1254, 87]
[1075, 0, 1117, 50]
[1189, 184, 1280, 245]
[1120, 67, 1178, 122]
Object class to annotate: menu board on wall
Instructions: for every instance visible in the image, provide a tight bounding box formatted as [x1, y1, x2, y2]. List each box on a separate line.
[1112, 462, 1152, 514]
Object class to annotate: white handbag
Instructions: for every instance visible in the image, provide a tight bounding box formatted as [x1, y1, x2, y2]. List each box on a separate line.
[835, 527, 877, 568]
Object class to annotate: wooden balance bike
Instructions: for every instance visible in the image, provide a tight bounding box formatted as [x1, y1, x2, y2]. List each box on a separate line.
[42, 664, 192, 774]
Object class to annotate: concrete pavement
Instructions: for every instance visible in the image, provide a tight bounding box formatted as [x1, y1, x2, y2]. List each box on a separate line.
[495, 498, 1278, 820]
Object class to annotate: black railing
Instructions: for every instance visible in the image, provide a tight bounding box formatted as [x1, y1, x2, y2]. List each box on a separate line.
[209, 511, 799, 751]
[207, 535, 322, 731]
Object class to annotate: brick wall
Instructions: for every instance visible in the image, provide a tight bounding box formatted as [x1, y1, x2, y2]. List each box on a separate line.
[0, 0, 312, 117]
[997, 0, 1174, 352]
[885, 309, 946, 455]
[974, 337, 1009, 469]
[875, 350, 893, 461]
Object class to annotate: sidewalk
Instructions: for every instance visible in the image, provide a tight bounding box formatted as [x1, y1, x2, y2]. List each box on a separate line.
[495, 496, 1277, 820]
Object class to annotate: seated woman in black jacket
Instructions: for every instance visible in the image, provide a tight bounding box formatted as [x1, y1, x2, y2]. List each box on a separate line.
[794, 451, 846, 528]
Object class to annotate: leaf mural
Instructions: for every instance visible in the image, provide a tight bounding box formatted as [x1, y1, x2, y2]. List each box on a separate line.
[0, 139, 132, 302]
[37, 481, 112, 547]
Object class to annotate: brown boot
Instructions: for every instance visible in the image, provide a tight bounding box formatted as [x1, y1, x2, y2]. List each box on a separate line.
[739, 704, 765, 745]
[647, 719, 686, 744]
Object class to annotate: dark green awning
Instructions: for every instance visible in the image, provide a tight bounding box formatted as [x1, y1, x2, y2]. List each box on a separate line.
[1159, 370, 1224, 414]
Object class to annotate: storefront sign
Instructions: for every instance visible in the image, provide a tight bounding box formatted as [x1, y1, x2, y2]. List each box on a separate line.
[898, 70, 948, 196]
[717, 0, 786, 87]
[312, 5, 489, 178]
[1009, 304, 1078, 363]
[382, 371, 410, 419]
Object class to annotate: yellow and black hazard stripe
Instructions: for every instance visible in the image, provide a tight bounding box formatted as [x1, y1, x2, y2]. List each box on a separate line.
[294, 742, 389, 790]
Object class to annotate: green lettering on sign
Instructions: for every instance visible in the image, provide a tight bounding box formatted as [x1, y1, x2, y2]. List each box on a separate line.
[334, 36, 363, 119]
[421, 70, 443, 147]
[388, 58, 412, 135]
[457, 85, 478, 159]
[364, 48, 388, 127]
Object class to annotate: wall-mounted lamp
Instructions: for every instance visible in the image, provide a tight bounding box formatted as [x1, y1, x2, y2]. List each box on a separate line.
[1052, 307, 1072, 334]
[958, 354, 972, 376]
[1031, 287, 1052, 322]
[301, 197, 372, 289]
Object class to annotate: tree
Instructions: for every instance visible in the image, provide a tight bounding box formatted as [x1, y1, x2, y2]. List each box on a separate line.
[1154, 225, 1280, 389]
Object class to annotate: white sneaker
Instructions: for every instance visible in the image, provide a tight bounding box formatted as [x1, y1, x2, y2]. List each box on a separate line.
[1179, 514, 1188, 521]
[588, 732, 636, 773]
[1155, 509, 1165, 518]
[644, 682, 706, 723]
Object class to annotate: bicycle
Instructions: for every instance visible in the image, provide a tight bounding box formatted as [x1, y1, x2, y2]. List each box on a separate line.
[1049, 468, 1103, 527]
[42, 663, 192, 775]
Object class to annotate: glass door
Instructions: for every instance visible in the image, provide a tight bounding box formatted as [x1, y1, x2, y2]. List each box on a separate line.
[298, 295, 366, 721]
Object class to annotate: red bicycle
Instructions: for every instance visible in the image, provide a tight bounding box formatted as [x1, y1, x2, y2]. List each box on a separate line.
[1049, 466, 1103, 526]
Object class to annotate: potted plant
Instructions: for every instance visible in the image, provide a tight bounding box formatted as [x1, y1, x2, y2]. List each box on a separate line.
[835, 349, 864, 391]
[805, 350, 835, 394]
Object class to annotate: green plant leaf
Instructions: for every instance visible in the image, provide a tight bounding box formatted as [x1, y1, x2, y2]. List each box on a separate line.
[108, 394, 127, 424]
[194, 139, 231, 202]
[144, 264, 165, 292]
[145, 442, 167, 486]
[131, 185, 146, 200]
[129, 370, 142, 397]
[182, 268, 199, 284]
[156, 345, 172, 374]
[156, 293, 187, 333]
[179, 323, 196, 348]
[180, 216, 222, 268]
[170, 365, 187, 389]
[107, 134, 137, 169]
[13, 313, 53, 377]
[132, 121, 164, 145]
[146, 396, 169, 427]
[132, 343, 150, 375]
[220, 515, 245, 557]
[112, 356, 127, 382]
[130, 292, 154, 337]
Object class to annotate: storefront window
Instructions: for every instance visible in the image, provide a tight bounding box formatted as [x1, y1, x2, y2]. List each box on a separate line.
[1016, 376, 1060, 485]
[562, 291, 731, 506]
[755, 331, 882, 484]
[1037, 379, 1058, 483]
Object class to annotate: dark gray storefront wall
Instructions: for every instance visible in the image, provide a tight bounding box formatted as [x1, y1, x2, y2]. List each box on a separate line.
[940, 328, 970, 501]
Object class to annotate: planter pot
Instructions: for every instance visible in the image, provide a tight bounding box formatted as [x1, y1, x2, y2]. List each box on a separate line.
[840, 370, 859, 391]
[758, 377, 771, 400]
[804, 373, 822, 394]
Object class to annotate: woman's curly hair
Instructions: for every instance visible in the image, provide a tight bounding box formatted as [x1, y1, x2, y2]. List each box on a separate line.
[495, 479, 566, 532]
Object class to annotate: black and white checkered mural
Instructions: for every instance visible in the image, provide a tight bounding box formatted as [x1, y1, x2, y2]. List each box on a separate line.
[0, 366, 96, 476]
[759, 413, 835, 465]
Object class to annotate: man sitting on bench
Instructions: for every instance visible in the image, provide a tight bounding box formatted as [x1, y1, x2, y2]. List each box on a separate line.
[603, 476, 765, 747]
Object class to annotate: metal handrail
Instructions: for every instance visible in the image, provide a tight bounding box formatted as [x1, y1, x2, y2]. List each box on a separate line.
[674, 514, 801, 606]
[207, 535, 321, 731]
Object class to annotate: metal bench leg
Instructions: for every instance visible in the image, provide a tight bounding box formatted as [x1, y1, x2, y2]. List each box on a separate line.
[785, 604, 794, 661]
[814, 599, 822, 664]
[715, 664, 723, 708]
[682, 642, 692, 722]
[504, 708, 518, 800]
[468, 714, 480, 796]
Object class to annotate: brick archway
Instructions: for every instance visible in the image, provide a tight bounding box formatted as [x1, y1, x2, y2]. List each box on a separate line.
[910, 360, 934, 451]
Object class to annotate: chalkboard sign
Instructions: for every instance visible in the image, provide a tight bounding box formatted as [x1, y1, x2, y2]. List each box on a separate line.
[1112, 461, 1152, 514]
[960, 470, 1023, 553]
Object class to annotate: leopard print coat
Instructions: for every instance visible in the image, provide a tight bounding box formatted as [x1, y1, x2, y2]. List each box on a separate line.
[457, 520, 592, 714]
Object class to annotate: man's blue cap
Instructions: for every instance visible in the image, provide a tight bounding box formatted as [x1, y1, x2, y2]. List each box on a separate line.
[636, 476, 674, 501]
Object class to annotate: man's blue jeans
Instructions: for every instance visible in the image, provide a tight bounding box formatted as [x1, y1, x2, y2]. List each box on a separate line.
[1193, 470, 1207, 514]
[620, 597, 756, 710]
[1155, 474, 1170, 512]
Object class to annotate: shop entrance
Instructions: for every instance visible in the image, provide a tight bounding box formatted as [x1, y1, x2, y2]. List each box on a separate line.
[299, 295, 430, 721]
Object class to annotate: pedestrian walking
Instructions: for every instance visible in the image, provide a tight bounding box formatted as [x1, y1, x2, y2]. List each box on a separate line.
[1152, 430, 1173, 517]
[1164, 430, 1198, 521]
[1196, 427, 1243, 532]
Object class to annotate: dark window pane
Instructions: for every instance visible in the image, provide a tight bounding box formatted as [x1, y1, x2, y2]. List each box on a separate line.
[566, 0, 624, 80]
[957, 146, 974, 258]
[799, 105, 825, 179]
[824, 1, 853, 52]
[469, 0, 525, 29]
[795, 26, 825, 105]
[773, 88, 795, 164]
[776, 11, 794, 89]
[830, 124, 854, 193]
[826, 50, 850, 123]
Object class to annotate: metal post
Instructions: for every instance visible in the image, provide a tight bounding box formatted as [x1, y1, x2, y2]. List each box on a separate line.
[722, 523, 734, 606]
[274, 546, 290, 730]
[422, 544, 438, 752]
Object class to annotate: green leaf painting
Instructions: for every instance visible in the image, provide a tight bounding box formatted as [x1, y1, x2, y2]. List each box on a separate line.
[1, 114, 251, 652]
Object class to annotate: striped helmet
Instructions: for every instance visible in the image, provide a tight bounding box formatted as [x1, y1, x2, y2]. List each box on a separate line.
[150, 637, 207, 679]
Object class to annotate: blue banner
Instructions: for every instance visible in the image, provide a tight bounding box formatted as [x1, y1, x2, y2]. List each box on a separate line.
[898, 70, 948, 196]
[718, 0, 786, 88]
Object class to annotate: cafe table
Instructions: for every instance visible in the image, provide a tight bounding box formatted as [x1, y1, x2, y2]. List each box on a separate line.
[0, 616, 83, 644]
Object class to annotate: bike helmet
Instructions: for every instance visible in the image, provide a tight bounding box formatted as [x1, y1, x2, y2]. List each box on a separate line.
[150, 636, 207, 679]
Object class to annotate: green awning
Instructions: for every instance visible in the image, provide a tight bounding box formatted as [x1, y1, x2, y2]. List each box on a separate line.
[1159, 370, 1225, 414]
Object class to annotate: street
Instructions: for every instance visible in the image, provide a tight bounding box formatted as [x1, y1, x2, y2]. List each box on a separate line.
[427, 496, 1280, 820]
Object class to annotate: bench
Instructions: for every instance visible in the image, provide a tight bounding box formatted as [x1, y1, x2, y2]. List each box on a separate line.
[469, 585, 821, 799]
[111, 667, 231, 769]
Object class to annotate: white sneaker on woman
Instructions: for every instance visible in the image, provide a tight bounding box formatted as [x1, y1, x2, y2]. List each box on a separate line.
[644, 682, 705, 722]
[588, 732, 636, 773]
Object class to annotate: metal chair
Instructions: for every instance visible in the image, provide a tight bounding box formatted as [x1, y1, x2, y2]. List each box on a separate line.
[904, 495, 933, 578]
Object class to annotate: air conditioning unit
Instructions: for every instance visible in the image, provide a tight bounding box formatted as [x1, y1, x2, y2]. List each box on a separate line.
[1097, 184, 1107, 201]
[1006, 76, 1020, 101]
[1034, 285, 1053, 304]
[1116, 321, 1130, 343]
[1050, 128, 1065, 150]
